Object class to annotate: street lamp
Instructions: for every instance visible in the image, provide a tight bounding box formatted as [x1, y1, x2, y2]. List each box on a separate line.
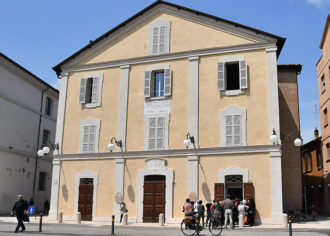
[269, 129, 303, 147]
[37, 142, 59, 157]
[184, 133, 195, 148]
[108, 137, 122, 152]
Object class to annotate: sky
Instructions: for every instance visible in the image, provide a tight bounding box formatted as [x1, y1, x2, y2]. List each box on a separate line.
[0, 0, 329, 143]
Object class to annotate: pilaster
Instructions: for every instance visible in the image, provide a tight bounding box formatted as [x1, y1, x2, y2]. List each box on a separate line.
[48, 159, 61, 220]
[188, 56, 199, 147]
[188, 154, 199, 199]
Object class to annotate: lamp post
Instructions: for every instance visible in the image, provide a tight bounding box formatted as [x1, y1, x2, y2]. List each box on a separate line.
[184, 133, 195, 149]
[37, 143, 59, 157]
[108, 137, 122, 152]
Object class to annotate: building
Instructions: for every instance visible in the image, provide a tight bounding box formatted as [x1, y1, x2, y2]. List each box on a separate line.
[0, 53, 59, 214]
[317, 14, 330, 214]
[300, 129, 324, 214]
[49, 1, 302, 224]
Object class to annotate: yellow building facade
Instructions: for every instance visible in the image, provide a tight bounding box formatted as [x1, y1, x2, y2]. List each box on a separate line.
[49, 1, 300, 225]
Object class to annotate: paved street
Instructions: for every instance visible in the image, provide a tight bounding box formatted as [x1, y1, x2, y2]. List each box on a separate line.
[0, 222, 329, 236]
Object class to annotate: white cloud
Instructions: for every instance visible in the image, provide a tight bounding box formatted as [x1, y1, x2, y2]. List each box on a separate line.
[306, 0, 330, 7]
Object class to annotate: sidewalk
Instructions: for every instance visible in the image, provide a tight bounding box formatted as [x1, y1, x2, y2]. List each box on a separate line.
[1, 216, 330, 229]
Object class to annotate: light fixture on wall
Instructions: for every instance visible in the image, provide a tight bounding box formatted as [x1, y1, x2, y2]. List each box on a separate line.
[184, 133, 195, 149]
[270, 129, 278, 144]
[37, 142, 59, 157]
[108, 137, 122, 152]
[270, 128, 303, 147]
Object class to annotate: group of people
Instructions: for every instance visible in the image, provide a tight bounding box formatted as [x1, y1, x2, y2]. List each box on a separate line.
[183, 195, 256, 229]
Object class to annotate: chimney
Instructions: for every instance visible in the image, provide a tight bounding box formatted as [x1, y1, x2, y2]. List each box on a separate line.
[314, 128, 319, 139]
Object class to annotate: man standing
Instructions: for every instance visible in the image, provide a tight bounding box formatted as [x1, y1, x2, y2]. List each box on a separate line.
[205, 200, 212, 226]
[11, 194, 28, 233]
[223, 195, 234, 229]
[197, 200, 205, 227]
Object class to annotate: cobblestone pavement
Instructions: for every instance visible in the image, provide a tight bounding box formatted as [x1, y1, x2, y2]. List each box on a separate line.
[0, 222, 329, 236]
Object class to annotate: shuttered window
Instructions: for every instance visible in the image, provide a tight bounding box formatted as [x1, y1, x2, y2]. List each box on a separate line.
[148, 117, 165, 150]
[79, 73, 103, 107]
[144, 69, 172, 98]
[82, 125, 96, 153]
[225, 115, 241, 146]
[152, 26, 167, 54]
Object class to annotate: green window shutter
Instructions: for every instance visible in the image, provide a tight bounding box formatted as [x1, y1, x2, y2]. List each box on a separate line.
[82, 126, 89, 152]
[152, 27, 159, 54]
[144, 71, 152, 98]
[79, 78, 88, 103]
[218, 62, 225, 91]
[164, 69, 172, 96]
[239, 59, 247, 89]
[91, 77, 99, 103]
[159, 26, 166, 54]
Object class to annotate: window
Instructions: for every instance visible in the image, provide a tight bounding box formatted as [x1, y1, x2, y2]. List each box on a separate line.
[327, 143, 330, 160]
[321, 75, 326, 92]
[38, 172, 47, 191]
[42, 130, 50, 147]
[148, 19, 171, 55]
[79, 117, 100, 153]
[324, 108, 328, 127]
[316, 150, 323, 170]
[144, 65, 172, 98]
[328, 184, 330, 202]
[302, 154, 306, 173]
[220, 106, 247, 147]
[307, 153, 312, 172]
[218, 56, 247, 96]
[45, 97, 52, 116]
[144, 113, 169, 150]
[79, 73, 103, 108]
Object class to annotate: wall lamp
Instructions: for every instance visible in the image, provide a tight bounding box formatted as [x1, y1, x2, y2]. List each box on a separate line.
[270, 128, 303, 147]
[37, 142, 59, 157]
[184, 133, 195, 149]
[108, 137, 122, 152]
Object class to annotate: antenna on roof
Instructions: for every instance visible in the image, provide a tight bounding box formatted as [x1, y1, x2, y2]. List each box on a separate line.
[314, 103, 318, 129]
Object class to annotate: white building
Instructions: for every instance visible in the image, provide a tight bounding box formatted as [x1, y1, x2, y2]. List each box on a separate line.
[0, 53, 58, 214]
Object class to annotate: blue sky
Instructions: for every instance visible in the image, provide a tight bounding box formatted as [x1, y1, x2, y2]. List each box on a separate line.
[0, 0, 329, 143]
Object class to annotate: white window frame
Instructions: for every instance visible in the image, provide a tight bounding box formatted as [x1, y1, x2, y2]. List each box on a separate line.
[321, 75, 326, 93]
[144, 64, 171, 99]
[144, 112, 170, 150]
[148, 19, 171, 55]
[79, 117, 101, 153]
[218, 56, 247, 96]
[79, 72, 104, 108]
[220, 106, 247, 147]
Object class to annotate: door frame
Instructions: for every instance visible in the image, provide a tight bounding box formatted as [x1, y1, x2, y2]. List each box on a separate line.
[74, 170, 99, 221]
[137, 158, 173, 223]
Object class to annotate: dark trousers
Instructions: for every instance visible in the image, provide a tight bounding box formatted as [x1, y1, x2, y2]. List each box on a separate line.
[205, 211, 211, 225]
[15, 216, 25, 232]
[198, 213, 205, 226]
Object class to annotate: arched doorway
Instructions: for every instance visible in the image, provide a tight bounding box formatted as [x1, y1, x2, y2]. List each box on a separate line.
[143, 175, 165, 222]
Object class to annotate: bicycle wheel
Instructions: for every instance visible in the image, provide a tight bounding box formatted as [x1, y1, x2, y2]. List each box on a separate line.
[209, 217, 223, 236]
[181, 219, 196, 236]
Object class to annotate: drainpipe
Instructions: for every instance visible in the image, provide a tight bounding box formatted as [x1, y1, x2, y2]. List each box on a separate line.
[32, 87, 49, 204]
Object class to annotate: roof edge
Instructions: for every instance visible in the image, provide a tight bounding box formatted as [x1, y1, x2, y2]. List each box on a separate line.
[320, 14, 330, 49]
[277, 64, 302, 74]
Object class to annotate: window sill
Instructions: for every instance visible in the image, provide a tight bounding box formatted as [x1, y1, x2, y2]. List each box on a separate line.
[82, 102, 101, 108]
[221, 89, 245, 96]
[146, 96, 168, 101]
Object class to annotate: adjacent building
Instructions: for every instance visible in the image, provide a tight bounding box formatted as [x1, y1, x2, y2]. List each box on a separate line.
[317, 14, 330, 214]
[49, 1, 302, 224]
[0, 53, 59, 214]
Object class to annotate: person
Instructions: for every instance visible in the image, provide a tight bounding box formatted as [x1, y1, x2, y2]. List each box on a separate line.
[247, 198, 256, 226]
[223, 195, 234, 229]
[238, 200, 248, 227]
[205, 200, 212, 226]
[28, 198, 34, 206]
[44, 199, 50, 215]
[183, 198, 194, 216]
[233, 197, 239, 226]
[119, 202, 127, 223]
[197, 200, 205, 227]
[11, 194, 28, 233]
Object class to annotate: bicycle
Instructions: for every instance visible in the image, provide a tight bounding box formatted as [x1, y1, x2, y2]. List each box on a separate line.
[208, 216, 223, 236]
[181, 214, 222, 236]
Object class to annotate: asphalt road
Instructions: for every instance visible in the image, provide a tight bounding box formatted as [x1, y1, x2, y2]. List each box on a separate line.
[0, 222, 330, 236]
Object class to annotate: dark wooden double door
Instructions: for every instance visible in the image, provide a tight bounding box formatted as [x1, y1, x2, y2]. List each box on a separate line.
[143, 175, 165, 223]
[78, 181, 94, 221]
[214, 182, 254, 201]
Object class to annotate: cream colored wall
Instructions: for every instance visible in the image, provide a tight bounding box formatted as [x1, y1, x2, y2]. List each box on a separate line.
[78, 12, 256, 66]
[198, 153, 272, 219]
[126, 59, 189, 151]
[62, 68, 121, 154]
[123, 157, 188, 219]
[58, 159, 116, 217]
[199, 50, 270, 147]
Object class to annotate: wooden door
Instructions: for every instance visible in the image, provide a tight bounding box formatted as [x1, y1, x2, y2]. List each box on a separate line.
[143, 180, 165, 222]
[244, 183, 254, 200]
[214, 183, 224, 201]
[78, 184, 93, 221]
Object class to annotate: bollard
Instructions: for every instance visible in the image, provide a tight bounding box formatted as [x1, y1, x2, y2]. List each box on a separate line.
[39, 213, 43, 232]
[159, 213, 164, 226]
[58, 212, 63, 223]
[111, 215, 115, 235]
[76, 212, 81, 224]
[122, 213, 128, 225]
[238, 214, 244, 228]
[288, 216, 292, 236]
